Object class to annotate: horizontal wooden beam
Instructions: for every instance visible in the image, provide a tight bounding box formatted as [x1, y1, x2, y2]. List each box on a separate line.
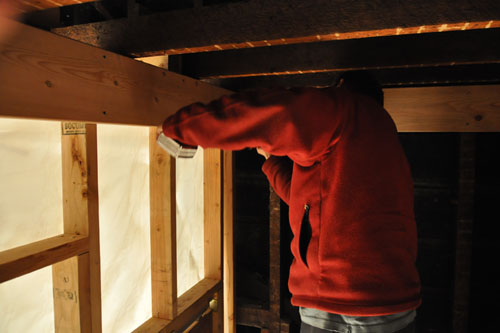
[51, 0, 500, 57]
[11, 0, 95, 14]
[0, 19, 229, 126]
[0, 234, 89, 283]
[236, 307, 272, 328]
[204, 64, 500, 90]
[179, 29, 500, 79]
[133, 278, 221, 333]
[386, 85, 500, 132]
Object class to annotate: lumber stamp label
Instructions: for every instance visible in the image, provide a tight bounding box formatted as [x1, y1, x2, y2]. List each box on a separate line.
[62, 122, 86, 135]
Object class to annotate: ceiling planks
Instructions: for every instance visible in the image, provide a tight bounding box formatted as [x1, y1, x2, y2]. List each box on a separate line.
[51, 0, 500, 57]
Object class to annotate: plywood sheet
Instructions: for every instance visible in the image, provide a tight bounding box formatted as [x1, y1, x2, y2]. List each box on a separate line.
[176, 149, 205, 295]
[97, 124, 152, 332]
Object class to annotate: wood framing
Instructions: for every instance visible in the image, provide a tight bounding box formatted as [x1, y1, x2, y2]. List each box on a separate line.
[179, 29, 500, 78]
[0, 234, 88, 283]
[134, 279, 222, 333]
[204, 149, 223, 280]
[52, 0, 500, 56]
[223, 151, 235, 333]
[207, 64, 500, 91]
[149, 127, 178, 320]
[12, 0, 96, 14]
[1, 20, 230, 333]
[385, 85, 500, 132]
[0, 18, 229, 126]
[453, 134, 476, 333]
[52, 122, 102, 332]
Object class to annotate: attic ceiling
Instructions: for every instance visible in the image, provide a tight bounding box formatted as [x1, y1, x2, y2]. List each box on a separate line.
[20, 0, 500, 89]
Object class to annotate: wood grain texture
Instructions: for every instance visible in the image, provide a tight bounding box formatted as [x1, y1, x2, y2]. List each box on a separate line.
[61, 123, 90, 236]
[133, 278, 221, 333]
[84, 124, 103, 332]
[385, 85, 500, 132]
[53, 124, 92, 332]
[149, 127, 178, 320]
[52, 255, 92, 333]
[236, 307, 272, 328]
[52, 0, 500, 57]
[223, 151, 235, 333]
[204, 149, 222, 280]
[180, 29, 500, 79]
[0, 19, 229, 125]
[0, 234, 88, 283]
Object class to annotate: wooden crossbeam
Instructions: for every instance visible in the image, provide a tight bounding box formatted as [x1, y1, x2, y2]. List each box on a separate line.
[385, 85, 500, 132]
[133, 278, 221, 333]
[0, 18, 229, 125]
[179, 29, 500, 79]
[0, 234, 89, 283]
[51, 0, 500, 57]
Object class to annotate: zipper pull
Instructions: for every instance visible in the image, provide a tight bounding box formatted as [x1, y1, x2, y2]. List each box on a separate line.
[304, 204, 310, 212]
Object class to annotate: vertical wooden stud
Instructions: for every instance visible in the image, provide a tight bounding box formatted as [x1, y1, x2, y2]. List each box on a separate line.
[452, 133, 475, 333]
[223, 151, 235, 333]
[53, 122, 102, 332]
[269, 186, 281, 333]
[204, 148, 222, 280]
[149, 127, 178, 319]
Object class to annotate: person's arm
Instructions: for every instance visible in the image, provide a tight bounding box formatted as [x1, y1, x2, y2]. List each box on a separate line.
[162, 87, 345, 165]
[261, 156, 292, 204]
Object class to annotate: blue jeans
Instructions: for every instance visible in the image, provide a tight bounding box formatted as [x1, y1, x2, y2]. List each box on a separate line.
[300, 320, 416, 333]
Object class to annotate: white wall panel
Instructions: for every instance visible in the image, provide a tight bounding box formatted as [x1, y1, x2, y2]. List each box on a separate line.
[97, 124, 152, 332]
[176, 148, 204, 296]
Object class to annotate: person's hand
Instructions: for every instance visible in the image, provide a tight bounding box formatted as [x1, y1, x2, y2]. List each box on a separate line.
[156, 125, 163, 139]
[256, 147, 270, 160]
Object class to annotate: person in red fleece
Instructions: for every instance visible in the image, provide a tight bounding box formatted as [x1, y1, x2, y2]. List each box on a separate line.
[160, 71, 421, 333]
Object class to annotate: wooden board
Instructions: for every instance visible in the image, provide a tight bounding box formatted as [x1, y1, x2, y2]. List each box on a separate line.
[149, 127, 178, 320]
[133, 278, 221, 333]
[52, 255, 92, 333]
[0, 19, 229, 125]
[0, 234, 88, 283]
[179, 29, 500, 79]
[12, 1, 96, 14]
[385, 85, 500, 132]
[206, 64, 500, 91]
[223, 151, 235, 333]
[204, 149, 222, 280]
[52, 0, 500, 57]
[52, 123, 102, 332]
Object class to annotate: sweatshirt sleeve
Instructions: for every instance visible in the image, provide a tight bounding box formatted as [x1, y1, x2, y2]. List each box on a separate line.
[261, 156, 292, 204]
[162, 87, 345, 165]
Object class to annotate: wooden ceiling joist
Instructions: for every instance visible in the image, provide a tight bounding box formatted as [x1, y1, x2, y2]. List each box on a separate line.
[51, 0, 500, 57]
[205, 64, 500, 91]
[179, 29, 500, 79]
[14, 0, 96, 14]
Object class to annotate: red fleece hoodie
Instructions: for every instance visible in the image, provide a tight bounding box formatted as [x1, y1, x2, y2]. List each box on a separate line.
[162, 87, 421, 316]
